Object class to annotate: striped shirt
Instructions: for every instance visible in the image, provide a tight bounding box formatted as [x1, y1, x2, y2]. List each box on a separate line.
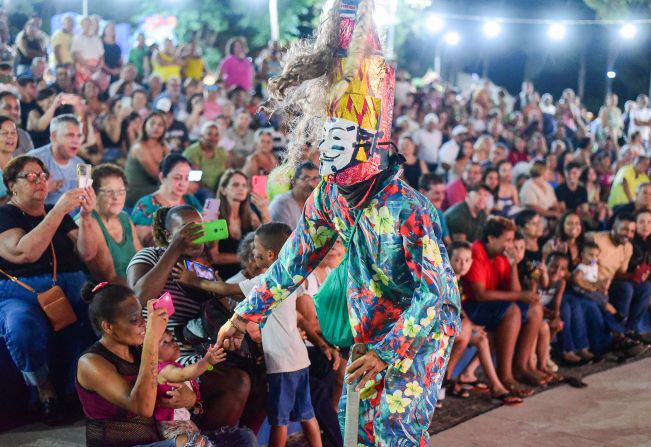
[128, 247, 203, 365]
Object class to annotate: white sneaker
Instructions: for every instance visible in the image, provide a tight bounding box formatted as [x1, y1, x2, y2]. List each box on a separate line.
[546, 357, 559, 372]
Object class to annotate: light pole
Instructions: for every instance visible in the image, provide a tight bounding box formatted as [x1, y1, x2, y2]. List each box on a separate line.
[269, 0, 279, 41]
[82, 0, 88, 15]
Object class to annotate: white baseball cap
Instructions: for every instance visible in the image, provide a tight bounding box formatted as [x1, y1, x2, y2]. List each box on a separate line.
[452, 125, 469, 136]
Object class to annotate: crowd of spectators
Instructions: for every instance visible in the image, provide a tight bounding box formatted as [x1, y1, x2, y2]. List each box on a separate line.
[0, 11, 650, 447]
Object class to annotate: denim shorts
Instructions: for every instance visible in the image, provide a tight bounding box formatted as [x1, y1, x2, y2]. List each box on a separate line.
[463, 300, 529, 331]
[266, 367, 315, 426]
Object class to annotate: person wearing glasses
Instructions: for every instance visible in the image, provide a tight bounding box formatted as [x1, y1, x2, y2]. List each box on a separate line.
[0, 115, 19, 204]
[269, 161, 320, 231]
[0, 155, 98, 424]
[76, 163, 142, 284]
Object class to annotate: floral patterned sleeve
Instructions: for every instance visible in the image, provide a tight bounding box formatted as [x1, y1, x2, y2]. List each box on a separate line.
[235, 184, 338, 326]
[372, 204, 460, 368]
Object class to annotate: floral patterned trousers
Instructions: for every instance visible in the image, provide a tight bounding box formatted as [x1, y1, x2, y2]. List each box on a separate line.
[338, 331, 454, 446]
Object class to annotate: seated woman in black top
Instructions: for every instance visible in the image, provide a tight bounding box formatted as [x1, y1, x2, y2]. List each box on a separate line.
[0, 155, 98, 424]
[399, 135, 429, 189]
[76, 283, 257, 447]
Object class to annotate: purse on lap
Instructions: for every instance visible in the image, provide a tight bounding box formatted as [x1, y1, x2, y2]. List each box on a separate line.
[0, 242, 77, 332]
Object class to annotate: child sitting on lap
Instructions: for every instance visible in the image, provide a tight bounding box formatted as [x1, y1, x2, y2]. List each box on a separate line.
[572, 241, 621, 319]
[155, 330, 226, 446]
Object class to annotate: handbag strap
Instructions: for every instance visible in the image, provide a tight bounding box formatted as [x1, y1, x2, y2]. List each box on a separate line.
[343, 209, 365, 251]
[0, 267, 36, 293]
[49, 241, 57, 283]
[0, 243, 56, 291]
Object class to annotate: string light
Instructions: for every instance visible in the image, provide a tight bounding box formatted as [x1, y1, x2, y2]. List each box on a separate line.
[620, 23, 638, 39]
[427, 14, 445, 33]
[483, 20, 501, 38]
[419, 12, 651, 26]
[548, 23, 567, 41]
[444, 31, 460, 45]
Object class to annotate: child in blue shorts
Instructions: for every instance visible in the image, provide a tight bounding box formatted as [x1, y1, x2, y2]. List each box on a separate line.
[175, 222, 323, 446]
[238, 223, 322, 447]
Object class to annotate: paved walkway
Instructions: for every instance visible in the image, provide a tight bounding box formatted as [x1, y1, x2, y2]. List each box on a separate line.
[430, 357, 651, 447]
[3, 358, 650, 446]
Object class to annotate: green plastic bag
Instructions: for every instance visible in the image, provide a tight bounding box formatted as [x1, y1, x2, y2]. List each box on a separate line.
[313, 211, 362, 348]
[313, 254, 354, 347]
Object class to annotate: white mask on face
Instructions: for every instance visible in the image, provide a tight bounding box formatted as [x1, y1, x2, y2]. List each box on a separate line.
[318, 118, 359, 176]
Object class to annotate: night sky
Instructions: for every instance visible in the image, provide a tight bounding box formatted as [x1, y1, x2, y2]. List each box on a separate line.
[402, 0, 651, 112]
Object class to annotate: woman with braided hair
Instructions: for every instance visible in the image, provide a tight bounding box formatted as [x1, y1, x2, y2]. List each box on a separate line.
[126, 205, 265, 433]
[217, 1, 461, 445]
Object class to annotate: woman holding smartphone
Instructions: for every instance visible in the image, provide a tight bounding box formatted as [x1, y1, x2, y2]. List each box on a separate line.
[242, 129, 278, 178]
[127, 205, 262, 432]
[209, 169, 270, 280]
[131, 154, 202, 247]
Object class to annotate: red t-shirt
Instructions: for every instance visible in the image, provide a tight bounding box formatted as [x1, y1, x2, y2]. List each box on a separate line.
[463, 241, 512, 300]
[443, 178, 467, 210]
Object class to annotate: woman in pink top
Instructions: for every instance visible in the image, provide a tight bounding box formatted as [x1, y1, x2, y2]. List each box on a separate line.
[218, 37, 254, 93]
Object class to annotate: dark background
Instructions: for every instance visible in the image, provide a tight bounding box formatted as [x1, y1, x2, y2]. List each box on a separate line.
[397, 0, 651, 112]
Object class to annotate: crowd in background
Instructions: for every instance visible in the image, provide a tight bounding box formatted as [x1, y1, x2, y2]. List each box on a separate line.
[0, 11, 650, 447]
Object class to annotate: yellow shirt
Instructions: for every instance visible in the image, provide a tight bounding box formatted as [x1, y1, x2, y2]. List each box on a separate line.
[184, 56, 204, 80]
[152, 52, 181, 82]
[50, 30, 73, 65]
[588, 231, 632, 282]
[608, 165, 650, 208]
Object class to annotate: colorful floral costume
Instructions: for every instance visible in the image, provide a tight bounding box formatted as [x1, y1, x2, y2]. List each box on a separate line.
[235, 1, 461, 445]
[236, 166, 460, 445]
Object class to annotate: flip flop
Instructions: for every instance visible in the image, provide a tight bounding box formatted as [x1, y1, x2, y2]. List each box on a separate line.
[507, 385, 535, 398]
[491, 392, 524, 406]
[458, 379, 490, 392]
[446, 380, 470, 398]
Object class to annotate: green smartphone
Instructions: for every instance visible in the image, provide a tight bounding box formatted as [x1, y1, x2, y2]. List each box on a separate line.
[193, 219, 229, 244]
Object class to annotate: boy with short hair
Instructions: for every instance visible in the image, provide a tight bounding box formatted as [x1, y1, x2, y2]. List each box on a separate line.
[175, 222, 322, 447]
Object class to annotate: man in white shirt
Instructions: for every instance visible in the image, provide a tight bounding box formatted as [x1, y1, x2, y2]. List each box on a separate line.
[412, 113, 442, 171]
[628, 94, 651, 145]
[438, 124, 469, 176]
[70, 17, 104, 89]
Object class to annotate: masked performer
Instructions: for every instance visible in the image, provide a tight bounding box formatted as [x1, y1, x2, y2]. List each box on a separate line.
[217, 1, 460, 445]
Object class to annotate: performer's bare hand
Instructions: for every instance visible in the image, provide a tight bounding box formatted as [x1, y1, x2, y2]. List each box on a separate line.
[216, 319, 245, 351]
[346, 349, 387, 391]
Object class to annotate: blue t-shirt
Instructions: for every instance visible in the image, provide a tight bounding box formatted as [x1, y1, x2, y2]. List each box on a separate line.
[28, 144, 84, 205]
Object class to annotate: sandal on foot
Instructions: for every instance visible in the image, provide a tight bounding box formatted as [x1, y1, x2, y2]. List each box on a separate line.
[458, 379, 490, 392]
[491, 392, 524, 406]
[446, 380, 470, 398]
[507, 385, 535, 398]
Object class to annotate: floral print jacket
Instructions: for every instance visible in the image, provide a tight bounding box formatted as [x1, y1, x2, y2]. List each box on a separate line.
[235, 168, 461, 369]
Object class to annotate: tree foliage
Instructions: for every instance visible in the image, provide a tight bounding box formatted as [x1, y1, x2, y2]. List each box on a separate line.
[583, 0, 650, 18]
[136, 0, 322, 69]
